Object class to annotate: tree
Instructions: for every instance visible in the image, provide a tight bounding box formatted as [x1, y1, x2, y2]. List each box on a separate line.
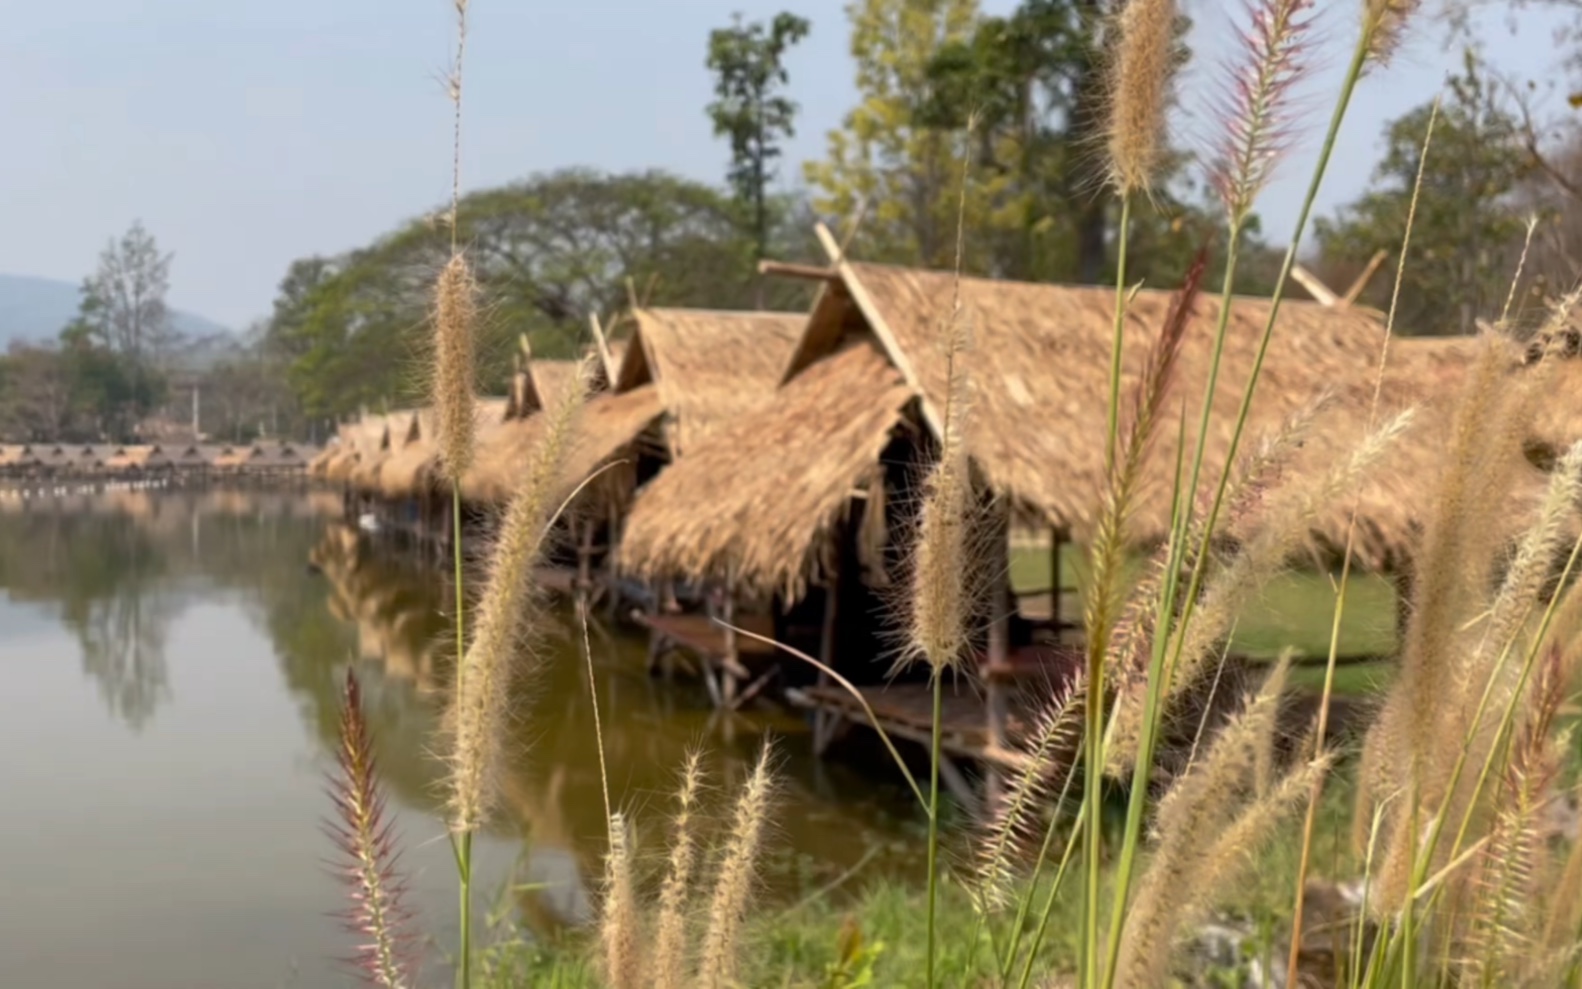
[920, 0, 1211, 286]
[75, 220, 178, 364]
[1312, 52, 1535, 335]
[706, 11, 812, 287]
[803, 0, 987, 268]
[0, 344, 73, 440]
[56, 220, 176, 437]
[266, 169, 821, 421]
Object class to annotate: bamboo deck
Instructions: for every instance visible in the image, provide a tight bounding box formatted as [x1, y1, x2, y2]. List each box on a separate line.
[631, 610, 781, 709]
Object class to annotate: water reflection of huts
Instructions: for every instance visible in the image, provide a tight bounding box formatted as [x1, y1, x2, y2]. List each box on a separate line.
[307, 229, 1579, 803]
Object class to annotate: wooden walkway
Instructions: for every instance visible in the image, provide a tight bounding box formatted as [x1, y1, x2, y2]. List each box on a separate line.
[630, 610, 780, 709]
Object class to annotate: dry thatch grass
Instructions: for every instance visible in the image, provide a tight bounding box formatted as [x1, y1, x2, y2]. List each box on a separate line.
[618, 336, 914, 597]
[620, 308, 804, 457]
[322, 414, 396, 485]
[461, 386, 662, 508]
[807, 261, 1500, 571]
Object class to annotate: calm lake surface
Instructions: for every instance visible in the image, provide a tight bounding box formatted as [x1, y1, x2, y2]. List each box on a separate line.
[0, 489, 923, 989]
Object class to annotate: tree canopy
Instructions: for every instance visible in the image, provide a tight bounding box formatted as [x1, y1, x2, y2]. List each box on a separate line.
[264, 168, 821, 421]
[1312, 52, 1540, 335]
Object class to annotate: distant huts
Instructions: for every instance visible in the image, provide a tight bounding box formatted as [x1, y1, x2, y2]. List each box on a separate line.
[0, 440, 315, 482]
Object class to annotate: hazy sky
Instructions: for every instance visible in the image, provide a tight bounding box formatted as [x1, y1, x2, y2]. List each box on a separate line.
[0, 0, 1571, 329]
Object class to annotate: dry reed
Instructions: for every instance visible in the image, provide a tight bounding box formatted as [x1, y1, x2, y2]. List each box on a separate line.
[1114, 659, 1332, 989]
[1211, 0, 1316, 225]
[432, 253, 478, 483]
[326, 669, 418, 989]
[447, 361, 589, 832]
[1362, 0, 1422, 67]
[698, 744, 774, 989]
[972, 674, 1086, 915]
[599, 812, 641, 989]
[653, 751, 706, 989]
[1105, 0, 1179, 195]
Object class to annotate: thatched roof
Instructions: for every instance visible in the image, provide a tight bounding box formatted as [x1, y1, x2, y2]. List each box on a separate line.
[461, 385, 664, 506]
[103, 445, 167, 471]
[618, 337, 914, 595]
[616, 308, 805, 456]
[781, 260, 1441, 569]
[321, 413, 399, 486]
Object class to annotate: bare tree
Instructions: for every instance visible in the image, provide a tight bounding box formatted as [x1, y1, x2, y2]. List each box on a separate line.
[77, 220, 177, 364]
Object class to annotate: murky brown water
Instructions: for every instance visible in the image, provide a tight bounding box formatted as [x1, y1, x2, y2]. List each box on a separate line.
[0, 489, 924, 989]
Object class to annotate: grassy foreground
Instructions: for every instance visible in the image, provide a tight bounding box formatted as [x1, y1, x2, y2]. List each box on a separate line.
[475, 775, 1360, 988]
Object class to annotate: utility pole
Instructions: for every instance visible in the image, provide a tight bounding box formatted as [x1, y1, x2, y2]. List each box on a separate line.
[191, 384, 200, 441]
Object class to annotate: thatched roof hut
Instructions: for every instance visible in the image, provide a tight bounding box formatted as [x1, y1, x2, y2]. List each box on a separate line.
[617, 308, 804, 457]
[376, 397, 512, 500]
[619, 337, 913, 595]
[621, 254, 1445, 594]
[321, 414, 396, 486]
[210, 445, 251, 471]
[350, 412, 418, 492]
[461, 387, 664, 506]
[103, 445, 145, 471]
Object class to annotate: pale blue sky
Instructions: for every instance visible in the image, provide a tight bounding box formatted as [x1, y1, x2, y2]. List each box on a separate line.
[0, 0, 1569, 329]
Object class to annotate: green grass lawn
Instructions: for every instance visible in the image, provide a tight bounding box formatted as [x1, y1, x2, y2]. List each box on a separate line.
[1010, 544, 1399, 695]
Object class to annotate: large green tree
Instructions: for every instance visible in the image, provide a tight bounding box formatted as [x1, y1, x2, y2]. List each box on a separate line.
[804, 0, 987, 269]
[808, 0, 1220, 289]
[706, 11, 812, 281]
[267, 169, 818, 421]
[1313, 53, 1535, 335]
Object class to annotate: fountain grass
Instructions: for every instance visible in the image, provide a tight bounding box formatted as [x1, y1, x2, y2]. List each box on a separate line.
[316, 1, 1582, 985]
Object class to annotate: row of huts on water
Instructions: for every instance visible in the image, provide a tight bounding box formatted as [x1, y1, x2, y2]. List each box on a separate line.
[0, 441, 314, 482]
[307, 229, 1582, 806]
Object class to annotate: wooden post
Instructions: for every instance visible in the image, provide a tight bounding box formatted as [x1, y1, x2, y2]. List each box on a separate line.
[721, 577, 739, 708]
[813, 567, 841, 756]
[604, 504, 621, 620]
[1048, 527, 1063, 635]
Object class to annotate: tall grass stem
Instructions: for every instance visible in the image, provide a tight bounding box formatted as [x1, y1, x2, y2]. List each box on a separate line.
[1101, 34, 1373, 989]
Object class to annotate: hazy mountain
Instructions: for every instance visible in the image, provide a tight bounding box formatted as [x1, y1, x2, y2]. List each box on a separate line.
[0, 273, 234, 350]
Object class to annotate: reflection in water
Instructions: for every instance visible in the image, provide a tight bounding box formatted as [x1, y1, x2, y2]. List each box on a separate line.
[0, 491, 921, 988]
[305, 523, 926, 941]
[0, 490, 344, 730]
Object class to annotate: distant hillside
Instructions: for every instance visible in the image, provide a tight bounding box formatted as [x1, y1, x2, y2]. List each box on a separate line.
[0, 273, 234, 351]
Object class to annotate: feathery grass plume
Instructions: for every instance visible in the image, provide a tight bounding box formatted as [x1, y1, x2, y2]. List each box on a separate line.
[1210, 0, 1317, 224]
[1083, 253, 1205, 733]
[599, 812, 641, 989]
[1463, 646, 1569, 986]
[698, 743, 774, 989]
[1085, 250, 1206, 672]
[654, 750, 706, 989]
[447, 361, 589, 832]
[431, 253, 478, 484]
[1172, 410, 1413, 682]
[1107, 409, 1411, 776]
[1367, 346, 1565, 919]
[1460, 440, 1582, 720]
[1358, 335, 1516, 819]
[1361, 0, 1421, 68]
[1105, 0, 1180, 195]
[905, 182, 976, 676]
[1542, 782, 1582, 955]
[325, 669, 419, 989]
[1111, 658, 1312, 987]
[1103, 400, 1324, 772]
[972, 673, 1086, 915]
[1362, 338, 1550, 889]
